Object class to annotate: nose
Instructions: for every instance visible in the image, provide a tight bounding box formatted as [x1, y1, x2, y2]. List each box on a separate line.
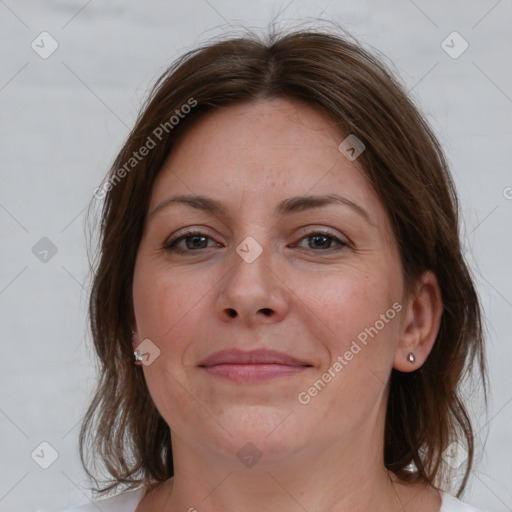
[214, 241, 289, 327]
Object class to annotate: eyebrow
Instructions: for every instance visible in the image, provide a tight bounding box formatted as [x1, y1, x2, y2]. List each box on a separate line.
[149, 193, 374, 225]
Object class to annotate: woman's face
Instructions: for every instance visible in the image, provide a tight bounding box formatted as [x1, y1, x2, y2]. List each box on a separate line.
[132, 97, 408, 469]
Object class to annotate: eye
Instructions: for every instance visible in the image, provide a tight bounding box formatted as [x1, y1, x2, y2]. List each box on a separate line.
[163, 229, 349, 254]
[164, 230, 221, 253]
[293, 231, 349, 251]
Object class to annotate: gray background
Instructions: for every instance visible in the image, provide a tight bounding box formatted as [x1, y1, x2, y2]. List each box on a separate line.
[0, 1, 511, 511]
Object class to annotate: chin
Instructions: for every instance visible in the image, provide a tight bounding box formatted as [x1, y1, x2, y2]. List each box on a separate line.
[218, 409, 305, 454]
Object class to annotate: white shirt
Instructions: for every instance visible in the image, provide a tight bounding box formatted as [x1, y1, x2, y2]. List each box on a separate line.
[36, 488, 491, 512]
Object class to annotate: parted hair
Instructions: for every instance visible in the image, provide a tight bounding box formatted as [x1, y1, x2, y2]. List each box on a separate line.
[80, 24, 488, 499]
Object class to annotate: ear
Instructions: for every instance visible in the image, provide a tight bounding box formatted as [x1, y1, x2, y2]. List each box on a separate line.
[393, 270, 443, 372]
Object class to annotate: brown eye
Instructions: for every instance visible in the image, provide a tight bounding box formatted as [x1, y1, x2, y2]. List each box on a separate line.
[164, 231, 219, 253]
[294, 231, 348, 251]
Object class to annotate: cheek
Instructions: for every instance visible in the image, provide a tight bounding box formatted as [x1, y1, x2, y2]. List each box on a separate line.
[132, 257, 210, 342]
[132, 257, 213, 432]
[295, 271, 401, 429]
[303, 266, 401, 354]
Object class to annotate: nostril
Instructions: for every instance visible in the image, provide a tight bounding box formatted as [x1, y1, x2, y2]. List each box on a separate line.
[259, 308, 273, 316]
[227, 308, 237, 318]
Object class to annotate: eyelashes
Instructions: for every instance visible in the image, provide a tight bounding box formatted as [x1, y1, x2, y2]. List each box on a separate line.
[292, 232, 349, 251]
[164, 231, 217, 253]
[163, 229, 349, 255]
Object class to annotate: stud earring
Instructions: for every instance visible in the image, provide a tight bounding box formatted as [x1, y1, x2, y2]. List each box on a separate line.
[132, 331, 142, 366]
[407, 352, 416, 364]
[134, 350, 143, 366]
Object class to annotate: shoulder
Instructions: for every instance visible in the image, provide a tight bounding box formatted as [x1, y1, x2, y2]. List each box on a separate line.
[35, 488, 145, 512]
[440, 491, 491, 512]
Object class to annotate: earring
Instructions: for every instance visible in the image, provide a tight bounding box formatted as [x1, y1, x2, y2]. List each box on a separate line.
[134, 350, 143, 366]
[407, 352, 416, 364]
[132, 330, 142, 366]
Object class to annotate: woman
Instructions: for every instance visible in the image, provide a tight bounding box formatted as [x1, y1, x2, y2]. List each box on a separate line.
[50, 26, 490, 512]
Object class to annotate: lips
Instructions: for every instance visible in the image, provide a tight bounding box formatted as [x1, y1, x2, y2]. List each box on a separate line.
[198, 348, 312, 367]
[198, 348, 312, 383]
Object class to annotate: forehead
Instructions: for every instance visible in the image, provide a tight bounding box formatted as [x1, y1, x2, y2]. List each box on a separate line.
[150, 98, 384, 224]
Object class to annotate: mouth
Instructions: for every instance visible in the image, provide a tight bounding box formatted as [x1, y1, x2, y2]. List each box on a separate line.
[198, 348, 313, 383]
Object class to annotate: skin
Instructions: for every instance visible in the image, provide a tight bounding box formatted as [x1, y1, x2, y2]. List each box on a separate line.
[131, 97, 443, 512]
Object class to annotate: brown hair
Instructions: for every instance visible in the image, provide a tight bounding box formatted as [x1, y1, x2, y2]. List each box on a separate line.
[80, 25, 488, 499]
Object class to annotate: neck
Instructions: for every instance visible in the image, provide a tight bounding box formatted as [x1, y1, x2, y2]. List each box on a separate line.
[160, 427, 404, 512]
